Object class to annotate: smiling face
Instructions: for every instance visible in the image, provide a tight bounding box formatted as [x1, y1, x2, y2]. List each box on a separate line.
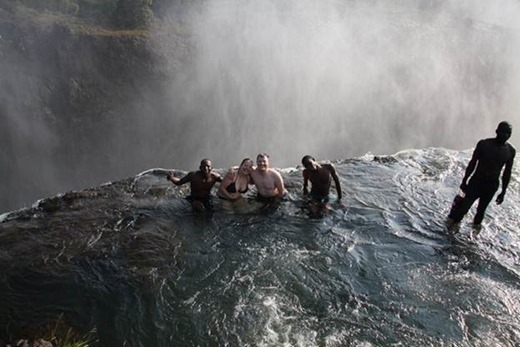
[200, 159, 212, 177]
[239, 159, 254, 175]
[256, 154, 269, 172]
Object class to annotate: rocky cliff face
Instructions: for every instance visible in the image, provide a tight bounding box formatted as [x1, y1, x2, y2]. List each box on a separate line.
[0, 3, 189, 212]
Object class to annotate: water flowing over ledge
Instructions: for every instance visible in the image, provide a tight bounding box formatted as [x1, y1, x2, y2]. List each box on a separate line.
[1, 149, 519, 346]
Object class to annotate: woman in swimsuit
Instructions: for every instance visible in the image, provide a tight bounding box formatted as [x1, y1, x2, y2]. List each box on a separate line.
[218, 158, 254, 212]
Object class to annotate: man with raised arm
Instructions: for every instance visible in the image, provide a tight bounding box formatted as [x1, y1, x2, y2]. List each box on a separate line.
[448, 121, 516, 228]
[167, 158, 222, 212]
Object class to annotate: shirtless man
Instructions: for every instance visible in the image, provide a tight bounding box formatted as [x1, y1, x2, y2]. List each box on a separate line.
[448, 121, 516, 227]
[250, 153, 285, 203]
[167, 158, 222, 211]
[301, 155, 342, 202]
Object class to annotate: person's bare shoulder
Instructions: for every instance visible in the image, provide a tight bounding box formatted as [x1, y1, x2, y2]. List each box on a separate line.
[322, 163, 336, 173]
[508, 143, 516, 156]
[269, 168, 283, 180]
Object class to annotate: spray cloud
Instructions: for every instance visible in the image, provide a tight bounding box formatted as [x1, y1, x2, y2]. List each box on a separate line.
[153, 0, 520, 167]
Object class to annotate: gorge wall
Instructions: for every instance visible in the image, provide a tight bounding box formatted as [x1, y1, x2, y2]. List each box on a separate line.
[0, 2, 191, 212]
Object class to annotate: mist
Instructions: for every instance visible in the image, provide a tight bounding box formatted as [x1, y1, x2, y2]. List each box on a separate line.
[1, 0, 520, 212]
[153, 0, 520, 166]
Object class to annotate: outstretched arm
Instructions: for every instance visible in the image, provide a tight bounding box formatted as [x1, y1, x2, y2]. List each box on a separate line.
[496, 148, 516, 204]
[167, 171, 191, 186]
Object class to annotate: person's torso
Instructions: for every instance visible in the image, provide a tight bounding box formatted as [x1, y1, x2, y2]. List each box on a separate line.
[252, 170, 278, 197]
[190, 172, 217, 198]
[226, 177, 249, 194]
[308, 168, 332, 195]
[473, 139, 514, 181]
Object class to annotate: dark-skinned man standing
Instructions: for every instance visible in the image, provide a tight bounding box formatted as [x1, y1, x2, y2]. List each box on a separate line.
[448, 121, 515, 228]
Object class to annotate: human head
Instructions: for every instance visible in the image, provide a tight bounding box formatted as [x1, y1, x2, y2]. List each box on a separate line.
[256, 153, 270, 172]
[301, 155, 315, 169]
[199, 159, 212, 176]
[238, 158, 254, 175]
[496, 121, 512, 144]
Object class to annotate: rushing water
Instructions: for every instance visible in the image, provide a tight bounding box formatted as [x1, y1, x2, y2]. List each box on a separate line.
[0, 148, 519, 346]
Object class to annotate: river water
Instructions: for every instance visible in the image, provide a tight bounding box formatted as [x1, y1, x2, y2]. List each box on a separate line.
[0, 148, 519, 346]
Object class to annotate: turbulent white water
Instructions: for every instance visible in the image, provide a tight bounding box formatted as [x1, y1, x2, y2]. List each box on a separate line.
[0, 148, 518, 346]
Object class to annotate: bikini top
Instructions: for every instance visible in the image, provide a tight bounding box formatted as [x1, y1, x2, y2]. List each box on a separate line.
[226, 181, 248, 194]
[226, 169, 249, 194]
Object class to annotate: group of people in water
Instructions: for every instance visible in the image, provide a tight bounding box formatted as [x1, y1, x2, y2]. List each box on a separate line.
[167, 121, 516, 229]
[166, 153, 341, 215]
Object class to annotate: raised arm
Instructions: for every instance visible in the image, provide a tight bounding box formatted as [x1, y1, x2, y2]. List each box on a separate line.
[211, 171, 223, 183]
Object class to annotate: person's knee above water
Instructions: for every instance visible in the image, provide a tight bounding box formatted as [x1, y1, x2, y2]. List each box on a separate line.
[250, 153, 285, 200]
[217, 158, 254, 201]
[301, 155, 342, 203]
[167, 158, 222, 211]
[448, 121, 516, 226]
